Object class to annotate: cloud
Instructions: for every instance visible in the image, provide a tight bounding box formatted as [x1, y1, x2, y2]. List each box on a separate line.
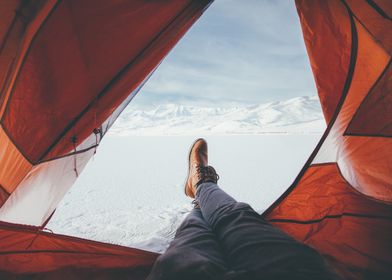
[133, 0, 317, 107]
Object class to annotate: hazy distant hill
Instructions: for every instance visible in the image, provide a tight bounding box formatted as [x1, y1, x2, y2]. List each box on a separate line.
[109, 96, 326, 136]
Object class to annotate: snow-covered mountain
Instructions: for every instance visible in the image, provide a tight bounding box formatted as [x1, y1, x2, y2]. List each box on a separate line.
[109, 96, 326, 136]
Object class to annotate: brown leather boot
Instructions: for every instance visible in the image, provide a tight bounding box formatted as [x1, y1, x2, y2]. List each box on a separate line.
[185, 138, 219, 198]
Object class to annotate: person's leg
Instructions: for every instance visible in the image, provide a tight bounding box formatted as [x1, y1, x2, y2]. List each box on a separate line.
[146, 208, 227, 280]
[196, 182, 341, 280]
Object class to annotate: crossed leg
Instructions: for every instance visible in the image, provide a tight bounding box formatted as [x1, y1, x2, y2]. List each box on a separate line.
[196, 182, 341, 280]
[148, 183, 341, 280]
[146, 208, 227, 280]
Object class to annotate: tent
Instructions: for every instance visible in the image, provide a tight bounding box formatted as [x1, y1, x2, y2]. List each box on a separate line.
[0, 0, 390, 279]
[264, 1, 392, 279]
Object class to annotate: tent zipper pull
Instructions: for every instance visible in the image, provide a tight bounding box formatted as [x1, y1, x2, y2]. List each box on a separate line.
[71, 135, 79, 177]
[93, 127, 102, 155]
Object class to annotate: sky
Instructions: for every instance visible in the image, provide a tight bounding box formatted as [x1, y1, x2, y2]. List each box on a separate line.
[132, 0, 317, 107]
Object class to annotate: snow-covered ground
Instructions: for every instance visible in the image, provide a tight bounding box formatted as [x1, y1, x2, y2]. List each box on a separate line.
[47, 96, 326, 253]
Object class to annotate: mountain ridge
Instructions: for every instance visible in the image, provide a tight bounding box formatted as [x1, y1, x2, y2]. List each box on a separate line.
[109, 96, 326, 136]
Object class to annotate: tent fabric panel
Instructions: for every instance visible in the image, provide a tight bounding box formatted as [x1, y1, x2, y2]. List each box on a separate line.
[1, 0, 211, 163]
[312, 16, 392, 202]
[346, 0, 392, 54]
[0, 222, 158, 279]
[345, 59, 392, 137]
[42, 0, 211, 162]
[0, 0, 20, 45]
[0, 0, 47, 113]
[0, 146, 94, 226]
[0, 126, 32, 194]
[367, 0, 392, 19]
[295, 0, 352, 124]
[336, 17, 391, 201]
[342, 0, 392, 138]
[0, 267, 151, 280]
[265, 164, 392, 280]
[2, 0, 183, 161]
[0, 0, 58, 119]
[0, 0, 21, 108]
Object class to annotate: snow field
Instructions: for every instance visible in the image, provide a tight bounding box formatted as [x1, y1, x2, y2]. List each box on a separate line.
[48, 134, 322, 253]
[48, 96, 325, 252]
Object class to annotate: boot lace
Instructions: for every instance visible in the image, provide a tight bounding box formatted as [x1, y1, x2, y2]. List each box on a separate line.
[195, 165, 219, 186]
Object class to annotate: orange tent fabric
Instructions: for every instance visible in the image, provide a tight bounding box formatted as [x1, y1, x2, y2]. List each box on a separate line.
[1, 0, 391, 279]
[0, 0, 211, 278]
[264, 1, 392, 279]
[0, 0, 212, 226]
[0, 221, 158, 279]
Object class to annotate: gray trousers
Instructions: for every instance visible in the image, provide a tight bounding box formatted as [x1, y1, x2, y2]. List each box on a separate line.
[147, 183, 340, 280]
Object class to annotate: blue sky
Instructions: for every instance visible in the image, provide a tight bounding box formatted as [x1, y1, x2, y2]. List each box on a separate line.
[133, 0, 317, 107]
